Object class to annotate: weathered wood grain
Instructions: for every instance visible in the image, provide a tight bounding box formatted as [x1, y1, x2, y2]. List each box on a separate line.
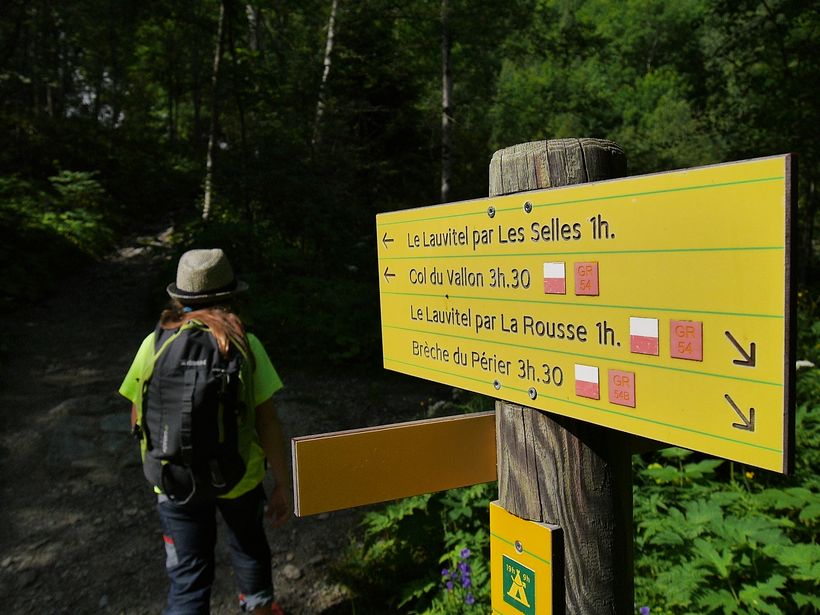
[490, 138, 632, 614]
[489, 138, 626, 195]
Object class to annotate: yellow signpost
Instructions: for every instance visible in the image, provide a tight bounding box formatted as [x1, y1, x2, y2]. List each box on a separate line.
[490, 501, 563, 615]
[377, 155, 795, 473]
[292, 412, 496, 516]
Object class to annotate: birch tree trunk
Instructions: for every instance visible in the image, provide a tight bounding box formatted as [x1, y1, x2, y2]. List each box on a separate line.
[312, 0, 339, 149]
[202, 1, 226, 222]
[440, 0, 453, 203]
[246, 4, 260, 52]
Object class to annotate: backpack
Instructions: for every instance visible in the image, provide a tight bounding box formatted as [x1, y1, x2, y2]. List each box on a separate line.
[137, 320, 249, 504]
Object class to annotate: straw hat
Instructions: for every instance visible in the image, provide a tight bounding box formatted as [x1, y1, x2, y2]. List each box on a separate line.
[166, 249, 248, 305]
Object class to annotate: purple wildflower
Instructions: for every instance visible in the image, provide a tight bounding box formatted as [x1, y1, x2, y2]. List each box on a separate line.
[459, 561, 470, 575]
[446, 581, 453, 591]
[460, 548, 471, 559]
[464, 593, 475, 605]
[639, 607, 650, 615]
[462, 577, 472, 588]
[441, 568, 450, 578]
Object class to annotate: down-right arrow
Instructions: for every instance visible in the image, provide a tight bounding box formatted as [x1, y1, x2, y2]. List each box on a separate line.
[725, 394, 756, 431]
[724, 331, 756, 367]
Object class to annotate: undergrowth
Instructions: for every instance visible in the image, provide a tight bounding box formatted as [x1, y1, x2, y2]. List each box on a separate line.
[0, 172, 116, 309]
[331, 395, 495, 614]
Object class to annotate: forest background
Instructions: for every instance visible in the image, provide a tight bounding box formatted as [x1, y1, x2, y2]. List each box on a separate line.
[1, 0, 818, 613]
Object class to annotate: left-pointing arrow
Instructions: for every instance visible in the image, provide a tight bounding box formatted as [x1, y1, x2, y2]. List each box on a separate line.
[383, 268, 396, 283]
[382, 232, 394, 249]
[725, 394, 755, 431]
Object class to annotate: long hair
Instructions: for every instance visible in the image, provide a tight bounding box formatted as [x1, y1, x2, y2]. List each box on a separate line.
[160, 300, 254, 369]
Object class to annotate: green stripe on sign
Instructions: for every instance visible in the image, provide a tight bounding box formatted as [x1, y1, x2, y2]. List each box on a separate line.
[381, 290, 784, 320]
[383, 324, 783, 387]
[518, 176, 785, 212]
[491, 532, 551, 566]
[377, 175, 784, 225]
[378, 245, 785, 260]
[383, 356, 783, 454]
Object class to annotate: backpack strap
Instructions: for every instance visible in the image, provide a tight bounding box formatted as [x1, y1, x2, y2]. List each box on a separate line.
[137, 321, 201, 452]
[180, 367, 197, 465]
[227, 331, 254, 414]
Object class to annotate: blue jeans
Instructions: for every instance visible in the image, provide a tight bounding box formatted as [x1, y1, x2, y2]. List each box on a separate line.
[157, 485, 274, 614]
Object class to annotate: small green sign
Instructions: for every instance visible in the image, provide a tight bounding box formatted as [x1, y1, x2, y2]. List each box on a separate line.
[502, 555, 536, 615]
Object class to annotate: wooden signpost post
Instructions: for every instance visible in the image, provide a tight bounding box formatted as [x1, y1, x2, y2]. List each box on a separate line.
[293, 138, 795, 614]
[489, 139, 633, 614]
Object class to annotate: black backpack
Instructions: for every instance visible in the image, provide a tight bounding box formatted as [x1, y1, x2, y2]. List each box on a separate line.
[138, 320, 248, 504]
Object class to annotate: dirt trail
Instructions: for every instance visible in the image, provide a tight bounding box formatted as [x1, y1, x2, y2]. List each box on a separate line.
[0, 229, 447, 614]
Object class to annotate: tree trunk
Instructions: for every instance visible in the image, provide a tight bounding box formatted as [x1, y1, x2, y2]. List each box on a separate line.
[168, 77, 176, 145]
[192, 76, 202, 145]
[202, 0, 227, 222]
[440, 0, 453, 203]
[246, 4, 260, 51]
[28, 4, 39, 117]
[491, 138, 633, 614]
[227, 4, 252, 218]
[312, 0, 339, 149]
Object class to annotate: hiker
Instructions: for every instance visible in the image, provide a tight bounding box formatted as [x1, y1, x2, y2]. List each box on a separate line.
[119, 248, 290, 614]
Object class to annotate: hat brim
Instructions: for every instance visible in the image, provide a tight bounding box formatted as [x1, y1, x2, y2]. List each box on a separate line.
[166, 280, 249, 305]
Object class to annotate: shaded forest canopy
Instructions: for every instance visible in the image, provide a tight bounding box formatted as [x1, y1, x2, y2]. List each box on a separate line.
[2, 0, 818, 364]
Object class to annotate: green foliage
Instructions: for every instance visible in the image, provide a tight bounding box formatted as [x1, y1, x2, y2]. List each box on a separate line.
[332, 494, 443, 612]
[333, 482, 497, 614]
[490, 0, 723, 173]
[39, 208, 111, 255]
[48, 170, 108, 211]
[425, 487, 493, 614]
[0, 171, 115, 308]
[797, 289, 820, 365]
[633, 334, 820, 614]
[634, 450, 819, 613]
[332, 394, 497, 614]
[260, 273, 378, 363]
[2, 0, 818, 345]
[40, 171, 115, 257]
[489, 0, 819, 280]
